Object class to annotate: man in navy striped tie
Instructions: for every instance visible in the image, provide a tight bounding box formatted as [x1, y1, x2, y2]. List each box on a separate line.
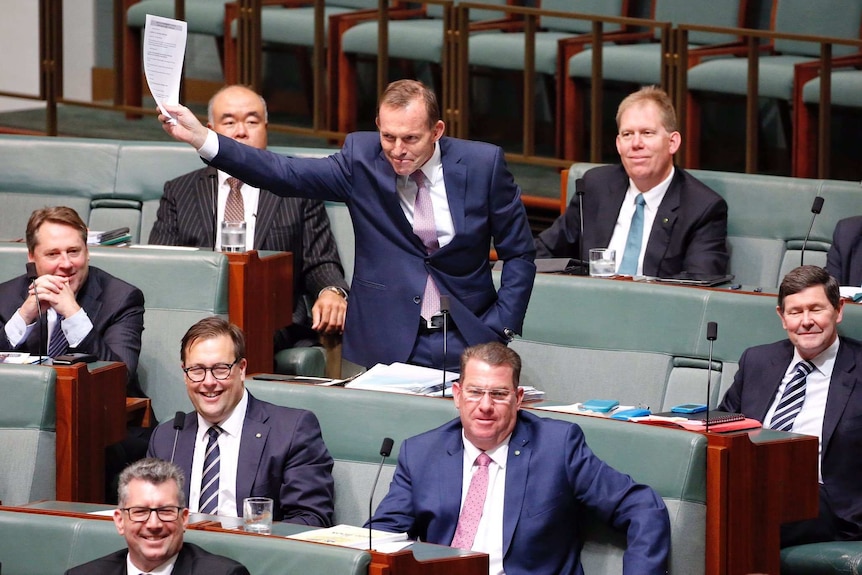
[719, 265, 862, 547]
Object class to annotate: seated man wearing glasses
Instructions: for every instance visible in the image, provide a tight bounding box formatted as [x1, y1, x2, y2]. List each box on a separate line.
[368, 342, 670, 575]
[147, 317, 335, 526]
[65, 458, 250, 575]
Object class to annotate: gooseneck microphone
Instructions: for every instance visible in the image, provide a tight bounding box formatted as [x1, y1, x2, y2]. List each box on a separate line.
[209, 173, 218, 248]
[440, 295, 450, 397]
[705, 322, 718, 433]
[169, 411, 185, 464]
[368, 437, 394, 550]
[576, 178, 587, 275]
[25, 262, 45, 364]
[800, 196, 824, 266]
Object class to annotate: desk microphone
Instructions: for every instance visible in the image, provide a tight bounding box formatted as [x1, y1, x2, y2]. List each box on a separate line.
[440, 295, 450, 397]
[169, 411, 185, 464]
[368, 437, 394, 550]
[209, 173, 218, 248]
[25, 262, 45, 364]
[800, 196, 824, 266]
[705, 322, 718, 433]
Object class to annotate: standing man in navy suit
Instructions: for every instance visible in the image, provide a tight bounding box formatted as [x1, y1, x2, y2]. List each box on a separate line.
[158, 80, 535, 371]
[719, 265, 862, 546]
[150, 85, 349, 349]
[536, 86, 728, 277]
[368, 342, 670, 575]
[148, 317, 334, 526]
[826, 215, 862, 287]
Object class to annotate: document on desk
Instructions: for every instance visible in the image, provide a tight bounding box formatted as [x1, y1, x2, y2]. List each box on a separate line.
[345, 362, 457, 395]
[143, 14, 187, 123]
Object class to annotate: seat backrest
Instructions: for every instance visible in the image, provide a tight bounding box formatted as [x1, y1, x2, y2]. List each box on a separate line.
[654, 0, 744, 45]
[428, 0, 510, 21]
[773, 0, 862, 57]
[539, 0, 627, 35]
[0, 364, 56, 505]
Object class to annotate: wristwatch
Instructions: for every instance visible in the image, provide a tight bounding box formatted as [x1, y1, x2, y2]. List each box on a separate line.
[318, 286, 348, 301]
[503, 327, 515, 342]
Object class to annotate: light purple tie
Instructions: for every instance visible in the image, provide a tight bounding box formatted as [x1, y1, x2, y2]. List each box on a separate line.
[224, 177, 245, 222]
[410, 171, 441, 320]
[450, 452, 491, 550]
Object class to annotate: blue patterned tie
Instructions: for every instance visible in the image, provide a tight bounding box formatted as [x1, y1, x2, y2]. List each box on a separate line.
[618, 194, 646, 275]
[768, 361, 814, 431]
[199, 426, 222, 514]
[47, 314, 68, 358]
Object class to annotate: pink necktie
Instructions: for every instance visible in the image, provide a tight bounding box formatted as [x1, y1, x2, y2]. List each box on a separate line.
[224, 177, 245, 222]
[410, 171, 441, 320]
[450, 452, 492, 550]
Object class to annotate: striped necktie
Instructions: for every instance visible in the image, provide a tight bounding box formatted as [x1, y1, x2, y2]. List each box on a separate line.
[225, 177, 245, 222]
[768, 360, 814, 431]
[48, 314, 68, 358]
[199, 426, 222, 514]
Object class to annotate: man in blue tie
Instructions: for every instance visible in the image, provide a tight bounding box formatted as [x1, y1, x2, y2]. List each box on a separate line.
[535, 86, 729, 278]
[719, 265, 862, 546]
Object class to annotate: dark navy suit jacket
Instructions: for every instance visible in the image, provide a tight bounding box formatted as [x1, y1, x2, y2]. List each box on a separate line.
[368, 411, 670, 575]
[719, 338, 862, 541]
[0, 266, 145, 397]
[64, 542, 250, 575]
[147, 392, 335, 526]
[536, 164, 728, 277]
[206, 133, 536, 369]
[826, 215, 862, 286]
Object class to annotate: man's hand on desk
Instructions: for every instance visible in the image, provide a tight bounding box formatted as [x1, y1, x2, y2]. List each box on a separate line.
[312, 287, 348, 334]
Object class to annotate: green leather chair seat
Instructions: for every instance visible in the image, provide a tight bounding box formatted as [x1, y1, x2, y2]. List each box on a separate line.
[781, 541, 862, 575]
[687, 54, 813, 100]
[126, 0, 227, 36]
[803, 70, 862, 107]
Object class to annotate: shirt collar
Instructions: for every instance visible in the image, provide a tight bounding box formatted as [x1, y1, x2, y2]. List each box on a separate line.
[461, 431, 511, 470]
[626, 166, 674, 210]
[195, 388, 249, 441]
[791, 337, 840, 379]
[126, 548, 179, 575]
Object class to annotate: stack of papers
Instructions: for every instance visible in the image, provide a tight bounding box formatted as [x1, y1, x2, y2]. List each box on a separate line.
[287, 524, 408, 549]
[87, 228, 132, 246]
[0, 352, 40, 364]
[345, 362, 457, 395]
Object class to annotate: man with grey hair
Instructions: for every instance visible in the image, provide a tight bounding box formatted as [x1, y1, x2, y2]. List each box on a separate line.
[65, 458, 249, 574]
[150, 84, 349, 350]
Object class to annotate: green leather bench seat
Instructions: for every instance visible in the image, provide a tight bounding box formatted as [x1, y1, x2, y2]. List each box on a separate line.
[0, 364, 56, 505]
[781, 541, 862, 575]
[0, 509, 370, 575]
[565, 163, 861, 288]
[244, 379, 707, 575]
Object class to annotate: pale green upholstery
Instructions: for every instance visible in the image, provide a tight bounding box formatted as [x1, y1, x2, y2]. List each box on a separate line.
[325, 201, 355, 285]
[0, 364, 56, 505]
[231, 0, 378, 46]
[802, 70, 862, 107]
[781, 541, 862, 575]
[0, 510, 370, 575]
[126, 0, 227, 36]
[245, 378, 707, 574]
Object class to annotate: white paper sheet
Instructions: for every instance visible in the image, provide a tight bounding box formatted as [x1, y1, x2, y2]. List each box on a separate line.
[143, 14, 187, 124]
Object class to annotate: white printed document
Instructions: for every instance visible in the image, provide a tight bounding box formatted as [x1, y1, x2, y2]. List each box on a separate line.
[143, 14, 187, 123]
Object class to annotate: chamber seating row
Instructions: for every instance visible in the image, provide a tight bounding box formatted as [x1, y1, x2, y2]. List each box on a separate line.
[564, 163, 862, 288]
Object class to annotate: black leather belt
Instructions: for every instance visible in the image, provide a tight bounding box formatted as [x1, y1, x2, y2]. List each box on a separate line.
[418, 314, 454, 333]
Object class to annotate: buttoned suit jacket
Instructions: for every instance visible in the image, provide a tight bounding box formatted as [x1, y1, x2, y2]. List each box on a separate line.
[535, 164, 729, 277]
[148, 166, 348, 325]
[719, 337, 862, 539]
[826, 215, 862, 287]
[206, 133, 536, 369]
[147, 392, 334, 526]
[368, 410, 670, 575]
[0, 266, 145, 397]
[63, 542, 250, 575]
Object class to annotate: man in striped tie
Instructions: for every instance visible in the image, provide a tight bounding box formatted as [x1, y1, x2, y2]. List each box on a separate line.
[147, 317, 335, 526]
[719, 265, 862, 547]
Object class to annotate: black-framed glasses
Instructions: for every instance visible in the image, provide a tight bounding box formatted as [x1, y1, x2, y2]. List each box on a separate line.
[182, 360, 239, 382]
[121, 506, 184, 522]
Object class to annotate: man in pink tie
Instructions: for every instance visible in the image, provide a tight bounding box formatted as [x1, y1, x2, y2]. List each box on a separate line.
[367, 342, 670, 575]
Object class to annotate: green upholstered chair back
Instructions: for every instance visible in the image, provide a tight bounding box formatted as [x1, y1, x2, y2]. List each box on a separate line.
[653, 0, 743, 45]
[0, 364, 56, 505]
[126, 0, 228, 36]
[772, 0, 862, 58]
[540, 0, 627, 35]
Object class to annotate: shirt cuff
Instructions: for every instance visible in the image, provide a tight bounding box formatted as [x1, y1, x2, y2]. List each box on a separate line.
[198, 129, 220, 160]
[4, 311, 30, 347]
[62, 308, 93, 348]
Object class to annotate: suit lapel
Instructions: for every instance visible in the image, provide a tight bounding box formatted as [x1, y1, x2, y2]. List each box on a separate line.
[822, 340, 858, 452]
[753, 342, 794, 422]
[439, 139, 467, 240]
[850, 235, 862, 287]
[74, 271, 104, 327]
[593, 171, 627, 247]
[376, 151, 420, 248]
[177, 416, 199, 507]
[235, 395, 269, 516]
[502, 416, 531, 556]
[253, 191, 279, 250]
[644, 172, 681, 275]
[439, 431, 465, 544]
[195, 168, 218, 248]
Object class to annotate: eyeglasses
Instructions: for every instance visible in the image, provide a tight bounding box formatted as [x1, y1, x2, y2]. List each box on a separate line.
[183, 360, 238, 382]
[121, 506, 183, 522]
[462, 387, 514, 403]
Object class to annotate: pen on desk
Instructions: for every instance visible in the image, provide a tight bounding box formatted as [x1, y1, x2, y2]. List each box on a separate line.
[753, 287, 763, 293]
[730, 284, 742, 290]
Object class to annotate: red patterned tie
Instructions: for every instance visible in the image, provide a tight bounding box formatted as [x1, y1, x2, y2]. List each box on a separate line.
[410, 171, 441, 320]
[224, 177, 245, 222]
[450, 452, 492, 549]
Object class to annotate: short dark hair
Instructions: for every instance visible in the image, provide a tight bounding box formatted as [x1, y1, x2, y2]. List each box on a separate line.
[616, 85, 678, 133]
[460, 342, 522, 388]
[377, 79, 441, 128]
[25, 206, 88, 254]
[180, 316, 245, 364]
[778, 265, 840, 312]
[117, 458, 186, 507]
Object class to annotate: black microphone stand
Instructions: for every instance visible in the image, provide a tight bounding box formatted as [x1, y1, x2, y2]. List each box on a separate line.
[705, 322, 718, 433]
[369, 438, 394, 550]
[440, 295, 450, 397]
[800, 196, 824, 266]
